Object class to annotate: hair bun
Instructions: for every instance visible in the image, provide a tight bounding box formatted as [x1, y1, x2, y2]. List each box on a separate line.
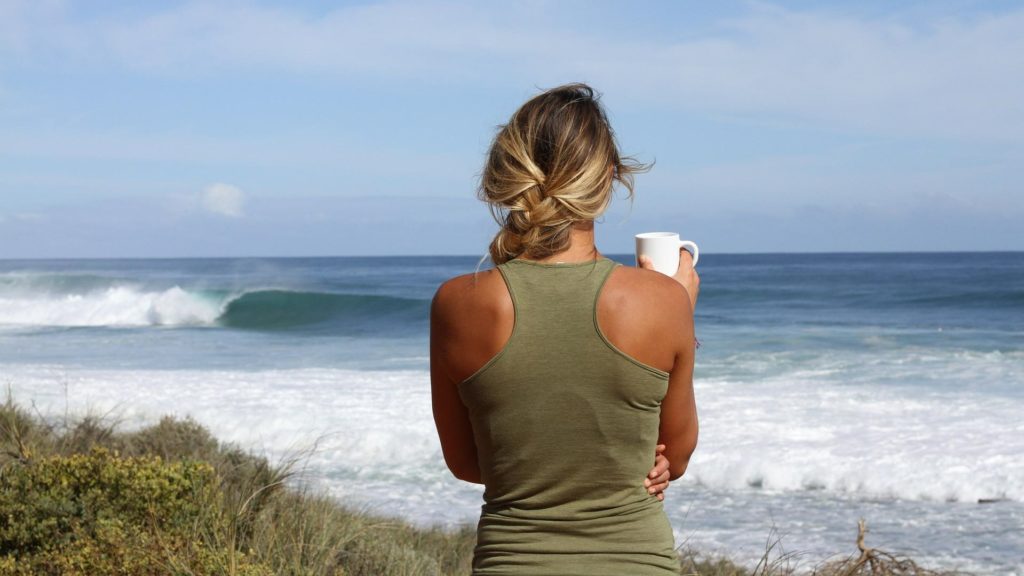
[479, 83, 649, 264]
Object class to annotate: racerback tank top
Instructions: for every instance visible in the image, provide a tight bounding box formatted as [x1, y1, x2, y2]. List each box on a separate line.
[457, 256, 679, 575]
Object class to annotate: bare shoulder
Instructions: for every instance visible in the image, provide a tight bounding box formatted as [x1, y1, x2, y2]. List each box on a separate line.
[603, 265, 691, 318]
[597, 264, 692, 373]
[432, 269, 509, 320]
[432, 268, 514, 382]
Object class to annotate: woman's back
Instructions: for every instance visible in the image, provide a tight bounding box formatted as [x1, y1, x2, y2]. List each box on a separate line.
[462, 257, 670, 511]
[438, 256, 685, 574]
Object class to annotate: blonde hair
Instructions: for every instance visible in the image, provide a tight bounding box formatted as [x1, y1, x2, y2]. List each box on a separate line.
[479, 83, 650, 265]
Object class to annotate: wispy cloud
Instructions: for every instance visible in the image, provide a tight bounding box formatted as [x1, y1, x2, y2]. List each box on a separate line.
[3, 2, 1023, 139]
[635, 4, 1024, 140]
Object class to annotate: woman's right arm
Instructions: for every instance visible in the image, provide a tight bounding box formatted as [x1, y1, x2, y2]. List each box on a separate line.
[641, 250, 700, 481]
[430, 279, 484, 484]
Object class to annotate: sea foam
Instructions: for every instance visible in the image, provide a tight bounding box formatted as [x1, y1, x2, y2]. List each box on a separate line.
[0, 285, 223, 327]
[0, 276, 426, 331]
[9, 363, 1023, 506]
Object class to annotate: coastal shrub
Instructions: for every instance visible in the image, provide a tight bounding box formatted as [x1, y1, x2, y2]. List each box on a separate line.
[0, 445, 272, 575]
[0, 446, 211, 552]
[0, 393, 964, 576]
[0, 397, 478, 576]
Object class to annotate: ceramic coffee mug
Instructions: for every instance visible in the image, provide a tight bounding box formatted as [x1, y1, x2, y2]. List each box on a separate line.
[635, 232, 699, 276]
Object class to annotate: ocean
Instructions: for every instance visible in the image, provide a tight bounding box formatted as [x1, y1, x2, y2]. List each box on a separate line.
[2, 252, 1021, 574]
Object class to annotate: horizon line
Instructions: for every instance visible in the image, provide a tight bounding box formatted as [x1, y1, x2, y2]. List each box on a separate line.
[1, 249, 1022, 262]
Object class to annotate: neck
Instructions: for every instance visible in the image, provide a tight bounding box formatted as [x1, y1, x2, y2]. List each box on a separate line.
[521, 222, 601, 263]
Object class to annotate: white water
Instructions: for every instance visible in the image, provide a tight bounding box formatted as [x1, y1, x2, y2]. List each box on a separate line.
[0, 285, 223, 327]
[7, 364, 1022, 574]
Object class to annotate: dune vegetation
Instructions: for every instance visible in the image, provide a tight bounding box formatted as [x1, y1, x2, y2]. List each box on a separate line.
[0, 390, 961, 576]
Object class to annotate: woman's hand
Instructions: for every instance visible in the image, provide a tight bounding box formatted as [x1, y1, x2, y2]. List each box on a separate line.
[644, 444, 671, 500]
[638, 249, 700, 311]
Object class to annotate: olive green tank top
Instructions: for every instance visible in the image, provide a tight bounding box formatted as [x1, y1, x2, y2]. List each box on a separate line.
[457, 256, 679, 575]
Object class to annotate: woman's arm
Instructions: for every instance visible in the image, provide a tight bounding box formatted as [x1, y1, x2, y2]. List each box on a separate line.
[658, 303, 698, 481]
[642, 251, 700, 481]
[430, 280, 483, 484]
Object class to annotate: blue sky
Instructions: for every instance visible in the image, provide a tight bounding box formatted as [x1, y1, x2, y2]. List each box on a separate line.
[1, 0, 1021, 258]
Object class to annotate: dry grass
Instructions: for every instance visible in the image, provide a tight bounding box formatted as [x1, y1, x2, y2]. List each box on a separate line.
[0, 386, 970, 575]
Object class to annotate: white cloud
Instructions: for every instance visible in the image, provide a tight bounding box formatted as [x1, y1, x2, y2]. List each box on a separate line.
[622, 5, 1024, 140]
[201, 183, 244, 218]
[2, 2, 1024, 140]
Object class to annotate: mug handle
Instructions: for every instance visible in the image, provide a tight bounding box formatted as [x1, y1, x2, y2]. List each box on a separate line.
[679, 240, 699, 268]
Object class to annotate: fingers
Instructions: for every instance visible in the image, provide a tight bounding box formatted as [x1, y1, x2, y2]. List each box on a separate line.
[645, 471, 670, 496]
[650, 453, 669, 478]
[649, 477, 670, 495]
[644, 464, 668, 485]
[651, 458, 670, 485]
[638, 255, 655, 270]
[671, 250, 700, 309]
[645, 450, 672, 497]
[677, 247, 694, 269]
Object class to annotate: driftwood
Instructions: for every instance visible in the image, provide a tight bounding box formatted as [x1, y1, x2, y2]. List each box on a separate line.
[813, 519, 964, 576]
[677, 518, 969, 576]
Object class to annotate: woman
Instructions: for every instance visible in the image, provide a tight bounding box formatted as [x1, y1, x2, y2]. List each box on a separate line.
[431, 83, 699, 575]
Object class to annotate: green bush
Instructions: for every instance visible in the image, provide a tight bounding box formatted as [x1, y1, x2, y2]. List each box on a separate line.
[0, 392, 479, 576]
[0, 445, 272, 575]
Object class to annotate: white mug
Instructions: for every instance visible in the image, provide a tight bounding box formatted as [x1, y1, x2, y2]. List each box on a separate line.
[635, 232, 699, 276]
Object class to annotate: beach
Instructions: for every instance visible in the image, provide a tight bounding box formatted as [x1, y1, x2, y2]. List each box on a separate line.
[2, 253, 1022, 574]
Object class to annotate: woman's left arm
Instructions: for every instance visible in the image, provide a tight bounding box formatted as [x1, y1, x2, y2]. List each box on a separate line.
[430, 281, 483, 484]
